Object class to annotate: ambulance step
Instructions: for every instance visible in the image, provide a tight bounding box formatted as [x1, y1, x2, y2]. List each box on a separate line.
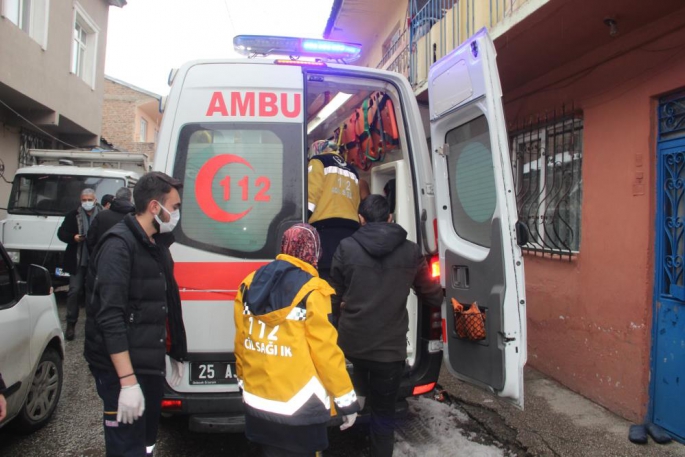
[189, 414, 245, 433]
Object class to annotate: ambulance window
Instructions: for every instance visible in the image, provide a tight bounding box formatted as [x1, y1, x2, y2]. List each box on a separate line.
[173, 123, 302, 258]
[445, 115, 496, 248]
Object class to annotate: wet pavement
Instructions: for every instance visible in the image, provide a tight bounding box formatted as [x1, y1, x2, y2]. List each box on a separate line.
[0, 295, 525, 457]
[439, 366, 685, 457]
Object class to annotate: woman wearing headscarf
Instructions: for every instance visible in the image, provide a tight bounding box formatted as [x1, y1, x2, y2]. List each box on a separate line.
[234, 224, 360, 457]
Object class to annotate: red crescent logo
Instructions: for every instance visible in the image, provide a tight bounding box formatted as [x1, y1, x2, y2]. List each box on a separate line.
[195, 154, 254, 222]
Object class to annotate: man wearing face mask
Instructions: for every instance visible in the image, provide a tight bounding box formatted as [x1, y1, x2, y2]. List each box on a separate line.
[84, 172, 187, 457]
[57, 188, 102, 341]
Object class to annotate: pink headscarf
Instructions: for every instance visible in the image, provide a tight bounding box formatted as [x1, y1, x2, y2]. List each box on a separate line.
[309, 140, 338, 159]
[280, 223, 321, 268]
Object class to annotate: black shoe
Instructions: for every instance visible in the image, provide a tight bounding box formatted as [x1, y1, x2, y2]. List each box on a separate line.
[65, 323, 75, 341]
[646, 423, 672, 444]
[629, 424, 647, 444]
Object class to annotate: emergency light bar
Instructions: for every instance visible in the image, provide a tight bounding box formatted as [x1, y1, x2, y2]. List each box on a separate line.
[234, 35, 362, 62]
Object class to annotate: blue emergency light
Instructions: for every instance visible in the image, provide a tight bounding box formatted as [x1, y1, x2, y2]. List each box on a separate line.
[233, 35, 362, 62]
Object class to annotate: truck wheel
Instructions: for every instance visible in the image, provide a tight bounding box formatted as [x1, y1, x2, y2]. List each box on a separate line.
[14, 347, 63, 433]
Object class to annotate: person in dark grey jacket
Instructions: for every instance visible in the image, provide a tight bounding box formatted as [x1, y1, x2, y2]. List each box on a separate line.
[84, 172, 187, 457]
[86, 187, 135, 255]
[57, 188, 102, 341]
[329, 194, 443, 457]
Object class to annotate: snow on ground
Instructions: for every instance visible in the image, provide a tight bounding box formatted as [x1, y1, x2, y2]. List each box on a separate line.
[394, 396, 508, 457]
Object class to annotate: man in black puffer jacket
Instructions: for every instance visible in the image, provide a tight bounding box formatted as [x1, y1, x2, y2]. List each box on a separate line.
[329, 194, 443, 457]
[86, 187, 135, 256]
[84, 172, 187, 457]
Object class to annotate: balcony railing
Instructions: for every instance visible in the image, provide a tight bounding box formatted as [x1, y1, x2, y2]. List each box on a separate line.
[377, 28, 411, 79]
[377, 0, 532, 91]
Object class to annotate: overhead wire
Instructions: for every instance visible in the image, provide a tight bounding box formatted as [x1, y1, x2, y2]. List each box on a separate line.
[0, 98, 79, 149]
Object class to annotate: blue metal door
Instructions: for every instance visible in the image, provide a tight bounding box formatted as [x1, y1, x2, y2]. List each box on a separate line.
[652, 92, 685, 441]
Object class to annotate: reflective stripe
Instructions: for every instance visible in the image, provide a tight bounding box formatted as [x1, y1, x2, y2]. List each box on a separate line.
[308, 165, 313, 173]
[146, 444, 155, 453]
[243, 376, 330, 415]
[308, 202, 316, 212]
[334, 389, 357, 408]
[286, 307, 307, 321]
[323, 166, 359, 184]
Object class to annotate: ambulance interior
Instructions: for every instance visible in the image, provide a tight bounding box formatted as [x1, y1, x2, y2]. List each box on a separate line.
[305, 75, 423, 368]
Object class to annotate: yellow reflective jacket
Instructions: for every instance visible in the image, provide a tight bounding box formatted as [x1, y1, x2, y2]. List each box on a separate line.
[307, 152, 360, 224]
[234, 254, 359, 425]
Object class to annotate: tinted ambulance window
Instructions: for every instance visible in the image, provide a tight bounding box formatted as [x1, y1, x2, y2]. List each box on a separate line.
[173, 123, 302, 258]
[445, 115, 496, 248]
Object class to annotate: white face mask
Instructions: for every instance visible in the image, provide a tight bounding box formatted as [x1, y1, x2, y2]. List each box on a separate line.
[81, 201, 95, 211]
[154, 201, 180, 233]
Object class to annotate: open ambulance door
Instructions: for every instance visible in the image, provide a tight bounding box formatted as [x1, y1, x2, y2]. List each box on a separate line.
[428, 29, 527, 408]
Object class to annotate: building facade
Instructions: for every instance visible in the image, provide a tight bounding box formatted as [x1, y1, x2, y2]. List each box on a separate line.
[326, 0, 685, 441]
[0, 0, 125, 213]
[101, 75, 161, 162]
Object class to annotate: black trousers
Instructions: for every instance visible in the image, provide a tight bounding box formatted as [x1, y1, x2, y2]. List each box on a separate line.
[311, 220, 359, 277]
[347, 357, 405, 457]
[66, 266, 87, 324]
[90, 367, 164, 457]
[246, 413, 327, 456]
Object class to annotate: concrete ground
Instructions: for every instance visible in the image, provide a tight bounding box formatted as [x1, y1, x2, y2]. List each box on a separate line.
[439, 365, 685, 457]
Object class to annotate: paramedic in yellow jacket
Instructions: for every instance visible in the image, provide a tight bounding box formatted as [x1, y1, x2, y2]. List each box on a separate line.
[307, 140, 361, 284]
[234, 223, 360, 456]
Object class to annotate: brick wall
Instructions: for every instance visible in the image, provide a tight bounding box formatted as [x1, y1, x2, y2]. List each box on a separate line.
[101, 79, 160, 163]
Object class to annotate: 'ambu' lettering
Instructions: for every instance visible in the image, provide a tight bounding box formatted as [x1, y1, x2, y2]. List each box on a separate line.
[206, 91, 301, 118]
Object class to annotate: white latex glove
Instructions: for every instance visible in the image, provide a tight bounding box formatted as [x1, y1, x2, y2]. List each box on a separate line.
[340, 412, 357, 431]
[168, 357, 184, 387]
[117, 384, 145, 424]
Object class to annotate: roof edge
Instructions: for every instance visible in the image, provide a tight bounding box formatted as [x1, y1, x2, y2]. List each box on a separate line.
[104, 75, 161, 99]
[323, 0, 343, 39]
[107, 0, 127, 7]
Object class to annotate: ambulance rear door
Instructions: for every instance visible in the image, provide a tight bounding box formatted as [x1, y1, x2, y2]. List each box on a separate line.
[428, 29, 527, 408]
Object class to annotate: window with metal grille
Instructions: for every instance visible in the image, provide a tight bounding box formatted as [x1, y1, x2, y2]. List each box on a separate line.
[510, 114, 583, 258]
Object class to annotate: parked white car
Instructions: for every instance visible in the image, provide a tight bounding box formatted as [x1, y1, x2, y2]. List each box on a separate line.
[0, 242, 64, 433]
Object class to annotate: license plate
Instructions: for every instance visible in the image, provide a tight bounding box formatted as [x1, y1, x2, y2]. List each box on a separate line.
[190, 362, 238, 385]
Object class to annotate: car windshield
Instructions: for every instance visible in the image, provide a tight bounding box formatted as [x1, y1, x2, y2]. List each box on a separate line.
[8, 174, 126, 216]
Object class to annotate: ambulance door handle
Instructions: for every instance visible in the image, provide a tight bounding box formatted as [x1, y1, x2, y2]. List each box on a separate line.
[451, 266, 469, 289]
[420, 209, 437, 255]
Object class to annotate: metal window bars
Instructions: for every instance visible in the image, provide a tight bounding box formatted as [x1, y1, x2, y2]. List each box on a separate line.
[19, 129, 50, 167]
[657, 91, 685, 298]
[659, 92, 685, 141]
[509, 107, 584, 259]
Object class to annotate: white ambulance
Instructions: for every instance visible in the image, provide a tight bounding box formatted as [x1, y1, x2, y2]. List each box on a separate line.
[154, 29, 527, 432]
